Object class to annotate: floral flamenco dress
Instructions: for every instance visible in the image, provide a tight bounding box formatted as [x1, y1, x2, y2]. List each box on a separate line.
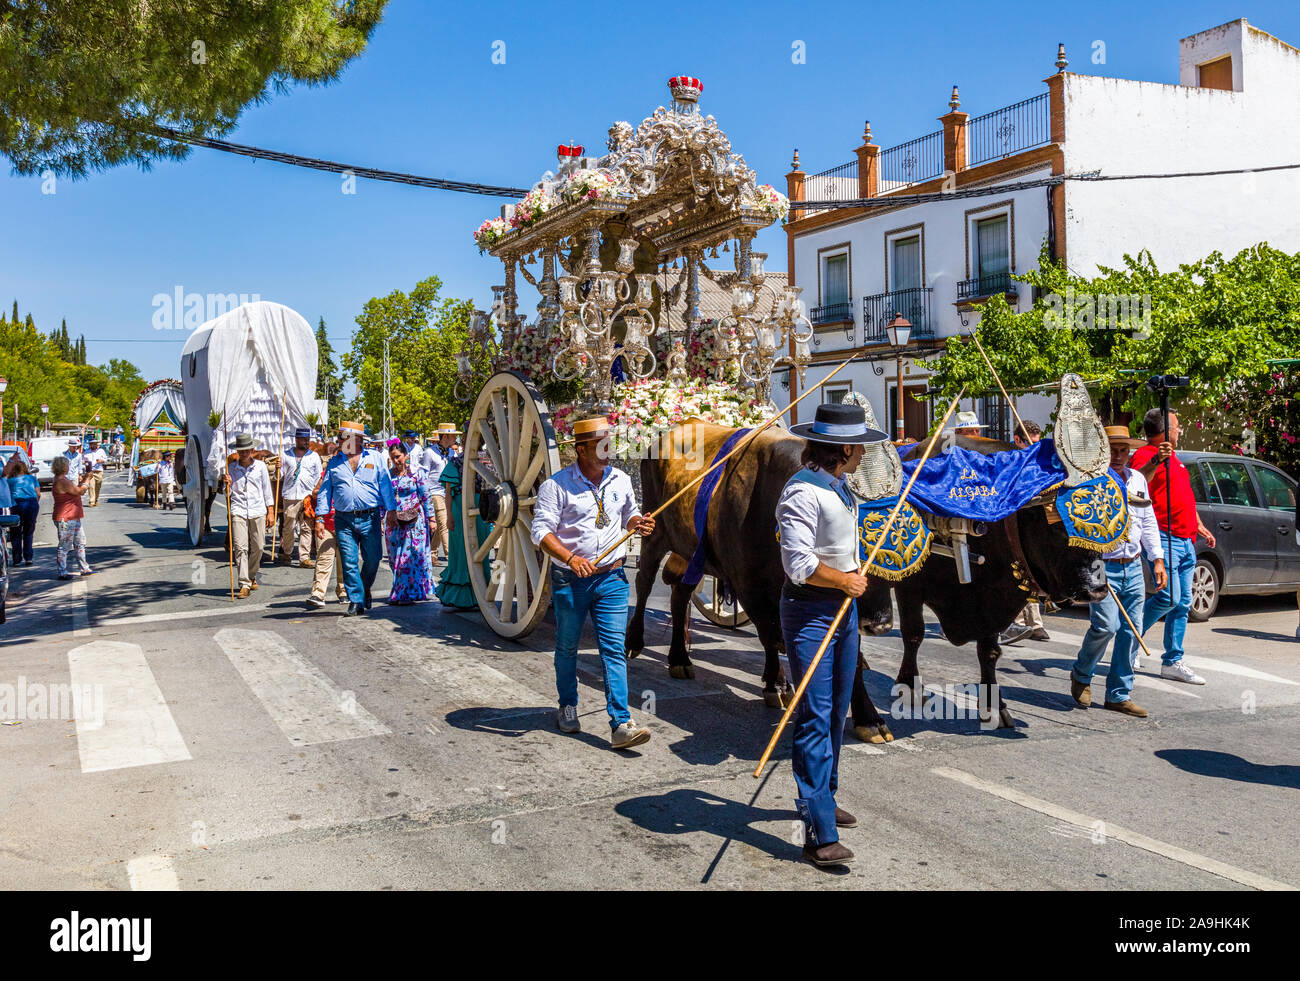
[386, 465, 435, 604]
[435, 459, 486, 610]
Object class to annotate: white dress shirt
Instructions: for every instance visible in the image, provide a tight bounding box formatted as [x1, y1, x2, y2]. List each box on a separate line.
[158, 462, 175, 486]
[530, 462, 639, 567]
[228, 459, 274, 518]
[278, 448, 322, 501]
[423, 443, 450, 494]
[1107, 467, 1163, 562]
[776, 466, 858, 584]
[84, 448, 108, 473]
[64, 450, 84, 480]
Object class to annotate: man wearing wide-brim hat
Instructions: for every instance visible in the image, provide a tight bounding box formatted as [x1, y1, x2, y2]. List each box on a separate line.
[422, 422, 461, 564]
[83, 435, 108, 507]
[949, 409, 987, 438]
[314, 420, 398, 616]
[779, 402, 887, 868]
[277, 426, 323, 568]
[1069, 425, 1168, 717]
[530, 415, 656, 750]
[222, 433, 275, 598]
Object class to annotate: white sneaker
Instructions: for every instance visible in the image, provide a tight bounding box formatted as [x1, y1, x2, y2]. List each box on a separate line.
[1133, 654, 1142, 672]
[611, 720, 651, 749]
[1161, 661, 1206, 685]
[556, 705, 580, 733]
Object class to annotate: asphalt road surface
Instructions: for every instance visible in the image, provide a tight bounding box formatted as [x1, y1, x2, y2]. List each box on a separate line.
[3, 469, 1298, 890]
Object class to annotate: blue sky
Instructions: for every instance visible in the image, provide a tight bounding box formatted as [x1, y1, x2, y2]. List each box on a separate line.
[4, 0, 1298, 388]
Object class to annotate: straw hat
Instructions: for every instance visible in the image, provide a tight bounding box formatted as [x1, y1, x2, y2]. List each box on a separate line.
[572, 415, 613, 443]
[436, 422, 463, 436]
[950, 410, 986, 430]
[339, 420, 364, 436]
[1103, 425, 1144, 450]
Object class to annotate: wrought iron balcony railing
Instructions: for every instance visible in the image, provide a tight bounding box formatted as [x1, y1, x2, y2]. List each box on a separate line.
[810, 300, 854, 325]
[966, 93, 1051, 167]
[956, 272, 1018, 302]
[862, 287, 934, 344]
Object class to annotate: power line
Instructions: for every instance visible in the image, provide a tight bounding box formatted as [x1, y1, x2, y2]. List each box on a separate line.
[150, 126, 530, 198]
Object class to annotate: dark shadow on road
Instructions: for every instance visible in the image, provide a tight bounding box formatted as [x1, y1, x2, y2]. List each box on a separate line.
[1211, 626, 1300, 645]
[445, 705, 612, 753]
[1155, 749, 1300, 789]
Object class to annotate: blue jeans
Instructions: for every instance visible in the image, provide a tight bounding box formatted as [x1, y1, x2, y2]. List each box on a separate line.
[1073, 560, 1143, 704]
[1142, 534, 1196, 664]
[9, 499, 38, 564]
[780, 593, 859, 847]
[551, 566, 632, 729]
[334, 508, 382, 606]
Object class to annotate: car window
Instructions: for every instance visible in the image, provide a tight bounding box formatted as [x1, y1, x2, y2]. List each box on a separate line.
[1205, 460, 1260, 509]
[1252, 465, 1296, 512]
[1188, 463, 1210, 504]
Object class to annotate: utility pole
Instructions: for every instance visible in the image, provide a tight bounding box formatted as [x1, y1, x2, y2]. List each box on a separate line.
[381, 334, 393, 438]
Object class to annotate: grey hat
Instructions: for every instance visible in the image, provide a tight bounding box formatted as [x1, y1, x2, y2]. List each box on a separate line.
[231, 433, 258, 451]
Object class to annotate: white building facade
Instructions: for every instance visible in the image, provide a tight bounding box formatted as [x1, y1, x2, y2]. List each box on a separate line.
[779, 19, 1300, 439]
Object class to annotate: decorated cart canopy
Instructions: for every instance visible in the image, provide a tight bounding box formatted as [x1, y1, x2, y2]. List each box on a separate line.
[131, 379, 187, 460]
[178, 300, 318, 547]
[455, 76, 804, 638]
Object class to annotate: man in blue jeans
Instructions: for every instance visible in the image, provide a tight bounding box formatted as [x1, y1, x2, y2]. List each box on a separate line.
[1071, 427, 1167, 716]
[531, 415, 655, 750]
[315, 421, 397, 617]
[1130, 409, 1216, 684]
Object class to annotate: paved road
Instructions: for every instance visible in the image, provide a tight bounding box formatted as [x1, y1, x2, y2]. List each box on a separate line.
[3, 470, 1298, 890]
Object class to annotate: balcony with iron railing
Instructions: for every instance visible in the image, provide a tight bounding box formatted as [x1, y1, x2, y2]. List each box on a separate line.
[862, 287, 934, 344]
[878, 131, 943, 192]
[802, 160, 858, 217]
[956, 270, 1019, 302]
[810, 300, 854, 326]
[965, 93, 1051, 167]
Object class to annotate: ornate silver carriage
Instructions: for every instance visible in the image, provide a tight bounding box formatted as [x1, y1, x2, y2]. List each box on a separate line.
[456, 77, 809, 638]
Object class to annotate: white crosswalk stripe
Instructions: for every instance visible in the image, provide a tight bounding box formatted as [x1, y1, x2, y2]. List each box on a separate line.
[213, 628, 391, 746]
[68, 641, 192, 773]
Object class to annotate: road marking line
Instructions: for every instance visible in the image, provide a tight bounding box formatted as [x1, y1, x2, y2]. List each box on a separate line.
[68, 641, 192, 773]
[214, 628, 390, 746]
[100, 602, 269, 626]
[127, 854, 179, 891]
[71, 579, 90, 637]
[931, 766, 1296, 891]
[1183, 655, 1299, 687]
[1132, 673, 1202, 698]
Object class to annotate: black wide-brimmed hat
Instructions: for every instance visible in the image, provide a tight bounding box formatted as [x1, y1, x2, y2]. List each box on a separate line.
[790, 402, 887, 445]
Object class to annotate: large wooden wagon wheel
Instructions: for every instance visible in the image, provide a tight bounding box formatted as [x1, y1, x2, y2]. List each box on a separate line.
[690, 573, 751, 630]
[182, 434, 206, 546]
[463, 371, 562, 638]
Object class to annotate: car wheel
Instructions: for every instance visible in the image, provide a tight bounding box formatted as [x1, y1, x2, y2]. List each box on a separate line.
[1188, 558, 1220, 622]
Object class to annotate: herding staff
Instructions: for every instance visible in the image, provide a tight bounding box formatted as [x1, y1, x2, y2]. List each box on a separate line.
[754, 386, 967, 779]
[970, 333, 1030, 444]
[269, 392, 288, 560]
[590, 352, 860, 567]
[76, 403, 103, 442]
[1107, 583, 1159, 666]
[221, 408, 235, 601]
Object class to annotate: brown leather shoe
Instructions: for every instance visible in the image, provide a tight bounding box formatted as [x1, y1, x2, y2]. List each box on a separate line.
[1070, 678, 1092, 708]
[1104, 700, 1148, 718]
[238, 586, 251, 598]
[835, 807, 858, 829]
[249, 581, 259, 590]
[300, 558, 316, 568]
[803, 841, 855, 867]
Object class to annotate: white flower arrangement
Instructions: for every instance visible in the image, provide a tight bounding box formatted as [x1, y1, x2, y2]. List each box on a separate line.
[511, 185, 557, 228]
[606, 377, 768, 459]
[474, 217, 509, 251]
[752, 183, 790, 223]
[560, 168, 621, 204]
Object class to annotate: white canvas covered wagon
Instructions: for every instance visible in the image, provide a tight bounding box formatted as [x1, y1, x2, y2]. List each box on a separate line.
[178, 301, 318, 546]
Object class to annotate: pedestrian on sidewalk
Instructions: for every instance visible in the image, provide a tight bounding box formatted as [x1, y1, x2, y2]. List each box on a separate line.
[1069, 426, 1168, 717]
[50, 456, 93, 579]
[223, 433, 274, 599]
[277, 427, 322, 568]
[1132, 409, 1216, 684]
[83, 437, 108, 506]
[63, 437, 85, 483]
[315, 421, 397, 617]
[531, 415, 655, 752]
[3, 457, 40, 566]
[157, 451, 177, 510]
[1002, 420, 1049, 645]
[777, 402, 887, 868]
[421, 423, 459, 563]
[384, 439, 435, 605]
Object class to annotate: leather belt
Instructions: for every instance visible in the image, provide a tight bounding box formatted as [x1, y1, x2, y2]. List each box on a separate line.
[1106, 555, 1139, 565]
[554, 558, 624, 575]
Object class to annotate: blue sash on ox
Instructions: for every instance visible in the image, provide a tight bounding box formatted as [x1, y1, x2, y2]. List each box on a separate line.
[857, 497, 931, 580]
[681, 428, 752, 588]
[898, 439, 1067, 521]
[1054, 471, 1130, 552]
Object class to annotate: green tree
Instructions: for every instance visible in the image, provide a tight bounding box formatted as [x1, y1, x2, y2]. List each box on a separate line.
[314, 316, 346, 424]
[342, 277, 480, 436]
[0, 0, 387, 178]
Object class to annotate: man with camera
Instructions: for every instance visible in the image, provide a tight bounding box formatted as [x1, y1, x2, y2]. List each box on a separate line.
[1132, 407, 1216, 684]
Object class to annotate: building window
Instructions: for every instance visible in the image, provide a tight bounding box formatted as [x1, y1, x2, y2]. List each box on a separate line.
[890, 235, 922, 292]
[1198, 56, 1233, 91]
[823, 253, 849, 307]
[975, 394, 1013, 443]
[823, 383, 850, 404]
[975, 215, 1010, 283]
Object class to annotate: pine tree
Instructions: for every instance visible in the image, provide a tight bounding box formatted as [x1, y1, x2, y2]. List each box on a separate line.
[78, 336, 87, 365]
[10, 300, 18, 323]
[60, 320, 70, 359]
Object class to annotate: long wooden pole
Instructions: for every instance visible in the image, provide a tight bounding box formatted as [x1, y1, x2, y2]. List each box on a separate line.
[1107, 583, 1158, 664]
[76, 403, 102, 441]
[269, 392, 288, 561]
[754, 386, 966, 779]
[221, 409, 234, 601]
[591, 354, 860, 567]
[969, 332, 1030, 443]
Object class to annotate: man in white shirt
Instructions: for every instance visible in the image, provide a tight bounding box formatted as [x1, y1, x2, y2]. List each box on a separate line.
[531, 415, 655, 750]
[1070, 426, 1169, 717]
[64, 437, 85, 483]
[223, 433, 275, 598]
[422, 423, 459, 562]
[83, 437, 109, 506]
[158, 451, 176, 510]
[277, 427, 323, 568]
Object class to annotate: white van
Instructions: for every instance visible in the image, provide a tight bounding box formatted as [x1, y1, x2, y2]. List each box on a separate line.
[30, 436, 75, 488]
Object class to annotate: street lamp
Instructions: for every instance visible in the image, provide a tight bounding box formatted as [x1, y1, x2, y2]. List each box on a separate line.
[40, 403, 49, 435]
[0, 376, 7, 443]
[885, 314, 912, 441]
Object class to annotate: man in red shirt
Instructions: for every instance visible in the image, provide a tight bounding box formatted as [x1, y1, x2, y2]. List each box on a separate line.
[1132, 408, 1216, 684]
